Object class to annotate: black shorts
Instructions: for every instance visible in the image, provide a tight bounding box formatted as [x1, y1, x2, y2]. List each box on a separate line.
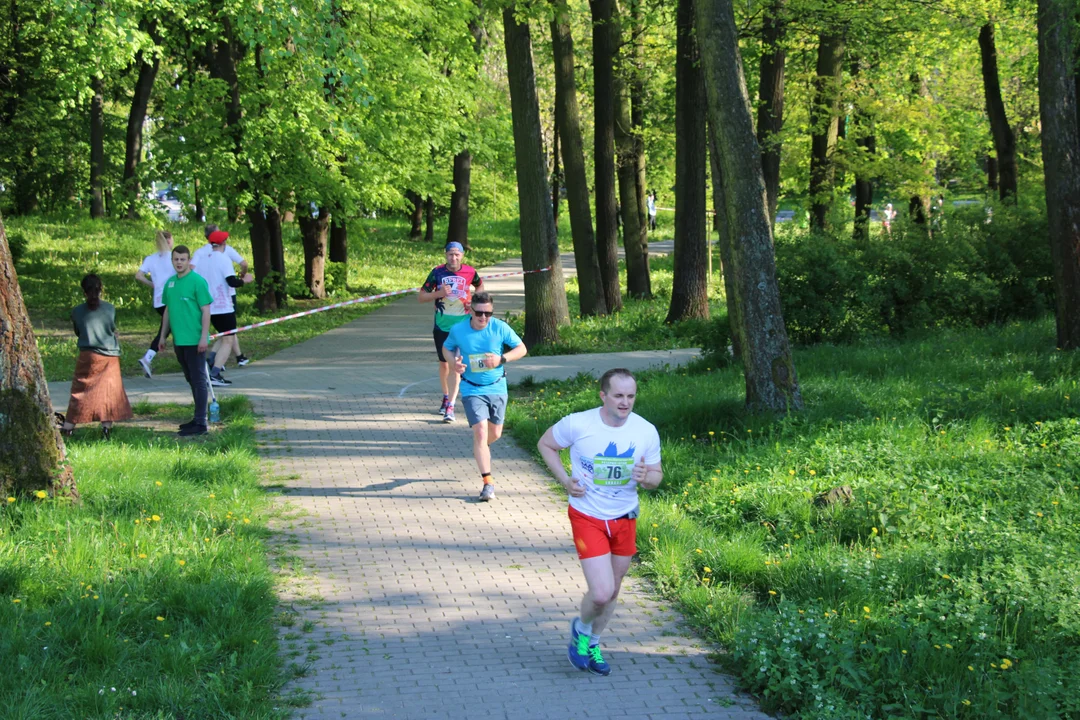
[433, 327, 450, 363]
[211, 312, 238, 333]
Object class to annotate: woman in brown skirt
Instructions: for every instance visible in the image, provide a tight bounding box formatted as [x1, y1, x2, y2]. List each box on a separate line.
[61, 274, 133, 440]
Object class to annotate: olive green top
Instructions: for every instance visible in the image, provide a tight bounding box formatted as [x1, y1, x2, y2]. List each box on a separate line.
[71, 302, 121, 357]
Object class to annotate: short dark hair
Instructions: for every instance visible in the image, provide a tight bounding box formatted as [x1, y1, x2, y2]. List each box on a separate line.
[172, 245, 191, 257]
[600, 368, 635, 393]
[204, 224, 218, 239]
[472, 291, 493, 307]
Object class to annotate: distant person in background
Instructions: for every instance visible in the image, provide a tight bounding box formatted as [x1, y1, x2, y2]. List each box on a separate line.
[135, 230, 176, 378]
[646, 191, 657, 231]
[60, 274, 133, 440]
[194, 230, 254, 386]
[193, 224, 252, 367]
[883, 203, 896, 235]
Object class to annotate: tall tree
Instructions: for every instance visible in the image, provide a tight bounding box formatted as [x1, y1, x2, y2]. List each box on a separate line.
[667, 0, 709, 323]
[709, 129, 740, 356]
[628, 0, 649, 251]
[123, 40, 160, 219]
[978, 21, 1018, 202]
[615, 54, 651, 298]
[809, 34, 845, 231]
[694, 0, 802, 412]
[502, 5, 570, 346]
[89, 76, 106, 219]
[1037, 0, 1080, 350]
[850, 59, 876, 243]
[551, 0, 607, 316]
[0, 213, 77, 499]
[590, 0, 623, 313]
[756, 0, 786, 225]
[299, 207, 329, 298]
[329, 217, 347, 264]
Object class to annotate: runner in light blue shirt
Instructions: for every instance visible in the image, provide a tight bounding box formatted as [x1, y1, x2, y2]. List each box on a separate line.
[443, 291, 528, 502]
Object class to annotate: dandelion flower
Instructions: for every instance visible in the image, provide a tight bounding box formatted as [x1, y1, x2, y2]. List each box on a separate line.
[808, 470, 816, 476]
[901, 650, 907, 655]
[151, 515, 161, 522]
[708, 431, 715, 436]
[945, 643, 953, 649]
[155, 481, 162, 487]
[962, 700, 972, 706]
[5, 497, 14, 503]
[967, 666, 974, 671]
[788, 469, 795, 476]
[12, 599, 20, 604]
[138, 553, 147, 559]
[44, 621, 51, 626]
[863, 606, 870, 613]
[156, 616, 164, 622]
[768, 590, 777, 596]
[35, 490, 47, 499]
[177, 560, 186, 566]
[703, 567, 712, 573]
[941, 574, 951, 580]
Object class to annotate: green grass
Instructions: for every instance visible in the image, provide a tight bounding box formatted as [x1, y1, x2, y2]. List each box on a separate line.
[9, 215, 530, 382]
[506, 318, 1080, 719]
[0, 397, 297, 719]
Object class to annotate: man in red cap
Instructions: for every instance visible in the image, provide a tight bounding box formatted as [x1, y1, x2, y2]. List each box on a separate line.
[192, 224, 252, 368]
[194, 229, 253, 386]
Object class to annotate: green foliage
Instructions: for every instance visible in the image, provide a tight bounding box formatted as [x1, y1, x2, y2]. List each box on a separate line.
[774, 201, 1053, 344]
[6, 232, 27, 267]
[12, 215, 523, 381]
[0, 397, 292, 718]
[506, 319, 1080, 719]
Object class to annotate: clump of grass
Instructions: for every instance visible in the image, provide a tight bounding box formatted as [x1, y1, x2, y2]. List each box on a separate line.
[507, 318, 1080, 719]
[0, 397, 291, 718]
[11, 215, 528, 381]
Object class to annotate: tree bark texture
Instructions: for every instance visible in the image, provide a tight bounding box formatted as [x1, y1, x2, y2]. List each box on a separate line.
[0, 213, 77, 498]
[447, 150, 473, 250]
[329, 217, 347, 264]
[424, 196, 435, 243]
[809, 34, 844, 231]
[267, 206, 286, 307]
[630, 0, 649, 250]
[123, 52, 160, 219]
[407, 190, 423, 239]
[299, 209, 329, 299]
[502, 6, 570, 347]
[552, 126, 561, 230]
[987, 154, 999, 191]
[668, 0, 709, 323]
[248, 207, 277, 312]
[709, 129, 741, 356]
[694, 0, 803, 412]
[89, 76, 105, 219]
[615, 61, 651, 299]
[1037, 0, 1080, 350]
[756, 0, 786, 225]
[590, 0, 623, 313]
[851, 60, 875, 243]
[979, 22, 1018, 202]
[551, 2, 607, 317]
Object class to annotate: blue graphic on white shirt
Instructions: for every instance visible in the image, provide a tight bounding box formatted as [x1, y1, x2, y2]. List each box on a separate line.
[580, 442, 636, 475]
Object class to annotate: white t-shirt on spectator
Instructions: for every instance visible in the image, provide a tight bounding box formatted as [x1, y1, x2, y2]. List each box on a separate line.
[193, 250, 237, 315]
[192, 243, 244, 297]
[139, 252, 176, 308]
[551, 407, 662, 520]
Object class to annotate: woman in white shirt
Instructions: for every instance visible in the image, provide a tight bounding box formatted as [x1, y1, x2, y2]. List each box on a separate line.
[135, 230, 176, 378]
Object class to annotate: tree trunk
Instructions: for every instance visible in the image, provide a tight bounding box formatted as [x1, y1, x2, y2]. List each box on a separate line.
[424, 196, 435, 243]
[615, 58, 651, 299]
[551, 1, 607, 317]
[667, 0, 709, 323]
[590, 0, 623, 313]
[447, 150, 473, 250]
[406, 190, 423, 239]
[503, 5, 570, 347]
[709, 128, 741, 356]
[979, 22, 1018, 203]
[629, 0, 650, 251]
[123, 52, 160, 219]
[809, 34, 845, 232]
[248, 206, 277, 312]
[695, 0, 803, 412]
[909, 195, 930, 225]
[756, 0, 786, 225]
[193, 176, 204, 222]
[987, 154, 999, 192]
[89, 76, 105, 219]
[299, 208, 329, 299]
[329, 216, 347, 264]
[851, 60, 875, 243]
[0, 213, 77, 499]
[267, 206, 286, 307]
[1037, 0, 1080, 350]
[552, 125, 561, 231]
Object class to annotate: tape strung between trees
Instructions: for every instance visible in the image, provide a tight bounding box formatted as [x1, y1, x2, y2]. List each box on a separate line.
[208, 267, 552, 340]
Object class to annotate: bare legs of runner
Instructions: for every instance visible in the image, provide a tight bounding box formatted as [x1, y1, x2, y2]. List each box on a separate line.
[471, 419, 503, 474]
[579, 553, 633, 636]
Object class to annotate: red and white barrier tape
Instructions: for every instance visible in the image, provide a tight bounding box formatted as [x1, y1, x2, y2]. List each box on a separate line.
[209, 266, 551, 339]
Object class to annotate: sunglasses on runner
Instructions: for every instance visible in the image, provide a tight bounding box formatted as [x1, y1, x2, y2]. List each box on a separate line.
[473, 309, 494, 317]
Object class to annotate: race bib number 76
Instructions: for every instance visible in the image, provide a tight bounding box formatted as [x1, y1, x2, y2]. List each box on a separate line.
[592, 456, 634, 486]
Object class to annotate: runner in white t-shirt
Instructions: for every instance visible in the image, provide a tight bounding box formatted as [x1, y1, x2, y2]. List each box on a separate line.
[135, 230, 176, 378]
[192, 224, 252, 367]
[194, 230, 253, 386]
[537, 368, 663, 677]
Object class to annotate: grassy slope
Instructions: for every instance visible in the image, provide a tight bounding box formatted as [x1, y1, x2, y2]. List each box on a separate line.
[10, 215, 530, 382]
[506, 319, 1080, 719]
[0, 398, 299, 719]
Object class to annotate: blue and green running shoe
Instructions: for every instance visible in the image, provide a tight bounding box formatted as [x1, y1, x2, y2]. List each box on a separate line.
[567, 618, 590, 671]
[586, 644, 611, 676]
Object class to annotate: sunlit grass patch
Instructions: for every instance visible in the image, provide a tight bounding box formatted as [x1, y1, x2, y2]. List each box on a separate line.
[507, 319, 1080, 719]
[0, 397, 292, 719]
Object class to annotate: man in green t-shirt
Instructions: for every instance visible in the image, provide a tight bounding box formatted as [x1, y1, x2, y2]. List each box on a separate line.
[158, 245, 213, 436]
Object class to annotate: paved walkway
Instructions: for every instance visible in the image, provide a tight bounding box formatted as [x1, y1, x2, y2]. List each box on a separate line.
[49, 253, 768, 720]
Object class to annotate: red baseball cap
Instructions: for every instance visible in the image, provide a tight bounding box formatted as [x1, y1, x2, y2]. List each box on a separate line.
[208, 230, 229, 244]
